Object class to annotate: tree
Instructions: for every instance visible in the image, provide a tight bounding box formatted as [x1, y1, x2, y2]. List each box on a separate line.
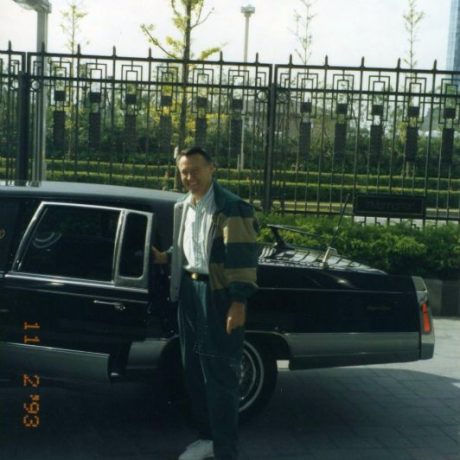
[403, 0, 424, 69]
[290, 0, 316, 65]
[140, 0, 219, 60]
[59, 0, 89, 54]
[54, 1, 89, 159]
[141, 1, 220, 189]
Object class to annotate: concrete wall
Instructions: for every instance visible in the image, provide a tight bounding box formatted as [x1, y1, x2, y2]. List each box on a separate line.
[425, 278, 460, 317]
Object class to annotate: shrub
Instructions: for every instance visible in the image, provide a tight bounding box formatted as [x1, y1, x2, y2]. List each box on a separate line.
[258, 214, 460, 280]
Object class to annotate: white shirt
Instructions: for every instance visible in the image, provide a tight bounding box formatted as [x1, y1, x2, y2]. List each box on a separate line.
[182, 184, 216, 274]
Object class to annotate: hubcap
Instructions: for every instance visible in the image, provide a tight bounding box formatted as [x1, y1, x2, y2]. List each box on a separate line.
[238, 342, 265, 412]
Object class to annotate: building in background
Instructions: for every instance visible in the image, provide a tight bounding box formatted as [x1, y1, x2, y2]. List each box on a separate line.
[447, 0, 460, 70]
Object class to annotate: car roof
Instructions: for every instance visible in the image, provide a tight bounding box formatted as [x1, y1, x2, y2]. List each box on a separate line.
[0, 181, 183, 208]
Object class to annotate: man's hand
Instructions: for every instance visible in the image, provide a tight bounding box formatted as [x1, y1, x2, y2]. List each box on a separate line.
[151, 246, 168, 264]
[226, 301, 246, 335]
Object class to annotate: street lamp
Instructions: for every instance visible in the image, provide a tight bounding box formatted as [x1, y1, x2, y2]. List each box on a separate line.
[239, 5, 255, 171]
[13, 0, 52, 182]
[241, 5, 255, 63]
[13, 0, 52, 52]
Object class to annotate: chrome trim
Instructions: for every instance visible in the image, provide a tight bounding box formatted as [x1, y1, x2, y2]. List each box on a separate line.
[93, 300, 126, 311]
[239, 341, 265, 412]
[421, 331, 435, 360]
[114, 210, 153, 290]
[11, 201, 155, 291]
[285, 332, 419, 356]
[1, 341, 99, 355]
[0, 342, 110, 382]
[4, 272, 148, 294]
[13, 201, 126, 272]
[143, 213, 153, 279]
[245, 329, 287, 339]
[257, 287, 405, 294]
[13, 201, 45, 271]
[112, 209, 125, 283]
[412, 276, 429, 305]
[35, 201, 124, 211]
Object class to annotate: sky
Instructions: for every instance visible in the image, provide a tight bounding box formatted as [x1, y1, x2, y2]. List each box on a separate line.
[0, 0, 451, 69]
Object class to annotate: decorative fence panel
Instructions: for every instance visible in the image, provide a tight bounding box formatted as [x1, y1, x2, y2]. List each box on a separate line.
[270, 59, 460, 221]
[1, 45, 460, 223]
[0, 47, 25, 182]
[24, 49, 272, 208]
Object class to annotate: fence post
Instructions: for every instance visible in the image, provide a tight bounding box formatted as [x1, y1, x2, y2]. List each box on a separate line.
[174, 57, 190, 191]
[16, 71, 30, 183]
[263, 78, 276, 212]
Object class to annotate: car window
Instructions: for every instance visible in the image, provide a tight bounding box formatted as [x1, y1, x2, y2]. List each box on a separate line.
[119, 213, 147, 278]
[19, 205, 120, 281]
[0, 198, 39, 271]
[0, 199, 21, 271]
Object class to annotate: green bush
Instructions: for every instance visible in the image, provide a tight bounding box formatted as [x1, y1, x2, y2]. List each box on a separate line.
[41, 158, 460, 191]
[258, 213, 460, 280]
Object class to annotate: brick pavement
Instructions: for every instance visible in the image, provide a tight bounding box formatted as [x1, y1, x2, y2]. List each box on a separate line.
[1, 318, 459, 460]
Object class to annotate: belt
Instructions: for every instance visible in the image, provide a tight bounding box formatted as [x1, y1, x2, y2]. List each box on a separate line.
[185, 271, 209, 282]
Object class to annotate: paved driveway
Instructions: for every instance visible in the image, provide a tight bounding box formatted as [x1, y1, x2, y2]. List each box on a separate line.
[1, 318, 459, 460]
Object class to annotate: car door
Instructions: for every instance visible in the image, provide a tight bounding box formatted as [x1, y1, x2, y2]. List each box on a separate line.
[2, 201, 155, 382]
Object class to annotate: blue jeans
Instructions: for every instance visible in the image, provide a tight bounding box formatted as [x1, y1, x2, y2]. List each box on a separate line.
[178, 272, 244, 460]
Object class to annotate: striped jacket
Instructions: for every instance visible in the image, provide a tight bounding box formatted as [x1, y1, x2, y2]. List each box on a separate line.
[169, 180, 258, 304]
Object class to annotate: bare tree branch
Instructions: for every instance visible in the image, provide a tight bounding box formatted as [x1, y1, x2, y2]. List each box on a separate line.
[290, 0, 316, 65]
[192, 0, 204, 26]
[403, 0, 424, 69]
[192, 7, 214, 29]
[170, 0, 180, 18]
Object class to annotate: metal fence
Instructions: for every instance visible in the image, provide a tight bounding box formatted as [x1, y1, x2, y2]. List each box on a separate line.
[1, 44, 460, 222]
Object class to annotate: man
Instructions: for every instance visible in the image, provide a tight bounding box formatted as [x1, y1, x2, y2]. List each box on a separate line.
[153, 146, 258, 460]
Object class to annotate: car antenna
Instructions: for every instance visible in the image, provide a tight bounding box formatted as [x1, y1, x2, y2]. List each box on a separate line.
[269, 225, 293, 250]
[320, 193, 351, 269]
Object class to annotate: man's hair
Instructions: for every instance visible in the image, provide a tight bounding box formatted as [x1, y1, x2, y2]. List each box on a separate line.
[177, 146, 213, 164]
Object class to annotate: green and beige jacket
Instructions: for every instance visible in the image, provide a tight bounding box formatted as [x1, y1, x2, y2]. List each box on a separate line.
[169, 180, 258, 304]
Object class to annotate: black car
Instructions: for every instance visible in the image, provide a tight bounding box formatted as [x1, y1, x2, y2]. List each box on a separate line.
[0, 182, 434, 420]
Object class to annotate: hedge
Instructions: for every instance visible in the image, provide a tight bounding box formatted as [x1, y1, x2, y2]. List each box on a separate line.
[34, 167, 460, 210]
[2, 157, 459, 193]
[42, 159, 460, 190]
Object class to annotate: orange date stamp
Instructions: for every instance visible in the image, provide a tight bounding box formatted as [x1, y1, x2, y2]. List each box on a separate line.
[22, 321, 40, 428]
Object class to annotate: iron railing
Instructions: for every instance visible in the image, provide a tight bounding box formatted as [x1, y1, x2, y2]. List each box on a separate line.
[270, 57, 460, 222]
[1, 44, 460, 223]
[0, 47, 25, 183]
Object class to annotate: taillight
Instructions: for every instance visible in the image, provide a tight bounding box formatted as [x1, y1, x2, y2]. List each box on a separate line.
[421, 302, 431, 334]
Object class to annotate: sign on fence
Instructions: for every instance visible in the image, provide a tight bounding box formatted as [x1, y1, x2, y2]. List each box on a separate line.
[353, 194, 426, 219]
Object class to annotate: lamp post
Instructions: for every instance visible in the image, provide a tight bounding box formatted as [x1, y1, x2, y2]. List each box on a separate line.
[241, 5, 255, 63]
[239, 4, 255, 171]
[13, 0, 52, 182]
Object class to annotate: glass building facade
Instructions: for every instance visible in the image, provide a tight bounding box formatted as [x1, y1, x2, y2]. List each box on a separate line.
[447, 0, 460, 70]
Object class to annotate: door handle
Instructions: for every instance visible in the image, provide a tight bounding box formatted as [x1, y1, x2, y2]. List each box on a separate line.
[93, 300, 126, 311]
[0, 308, 9, 313]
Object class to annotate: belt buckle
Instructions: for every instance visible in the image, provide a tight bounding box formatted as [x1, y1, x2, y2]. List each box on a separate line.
[191, 272, 199, 280]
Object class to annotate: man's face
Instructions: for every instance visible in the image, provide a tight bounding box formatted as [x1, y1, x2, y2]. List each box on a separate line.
[177, 153, 215, 198]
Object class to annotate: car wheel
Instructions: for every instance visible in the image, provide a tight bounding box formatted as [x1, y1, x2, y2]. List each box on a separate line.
[238, 340, 277, 422]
